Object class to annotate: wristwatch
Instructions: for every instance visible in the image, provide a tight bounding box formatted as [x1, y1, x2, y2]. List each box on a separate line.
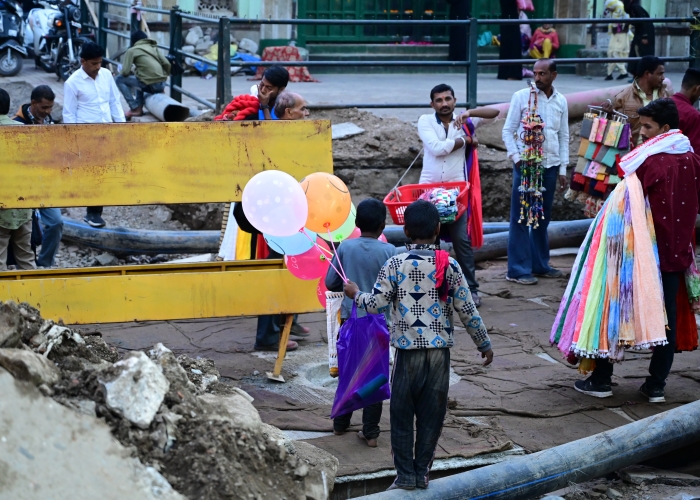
[261, 104, 270, 110]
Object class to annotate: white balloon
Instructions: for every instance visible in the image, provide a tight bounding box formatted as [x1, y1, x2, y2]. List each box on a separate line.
[242, 171, 308, 237]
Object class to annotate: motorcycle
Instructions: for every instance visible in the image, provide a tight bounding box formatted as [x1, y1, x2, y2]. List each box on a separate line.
[26, 0, 92, 80]
[0, 0, 27, 76]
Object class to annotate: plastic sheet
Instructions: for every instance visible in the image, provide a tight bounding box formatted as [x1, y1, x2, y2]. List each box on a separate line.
[330, 304, 390, 419]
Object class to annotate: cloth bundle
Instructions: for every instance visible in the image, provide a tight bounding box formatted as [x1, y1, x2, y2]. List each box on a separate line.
[551, 172, 668, 361]
[419, 187, 460, 224]
[214, 94, 260, 121]
[565, 108, 630, 218]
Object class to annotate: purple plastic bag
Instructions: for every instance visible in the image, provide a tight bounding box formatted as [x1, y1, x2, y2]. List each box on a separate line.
[330, 304, 391, 419]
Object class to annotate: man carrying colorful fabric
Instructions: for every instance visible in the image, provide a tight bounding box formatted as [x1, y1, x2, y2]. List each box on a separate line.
[417, 83, 498, 307]
[574, 98, 700, 403]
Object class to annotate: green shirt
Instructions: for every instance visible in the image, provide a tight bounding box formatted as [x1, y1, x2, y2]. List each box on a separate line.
[0, 115, 32, 230]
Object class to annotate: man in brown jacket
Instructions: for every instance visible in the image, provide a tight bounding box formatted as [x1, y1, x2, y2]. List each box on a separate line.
[603, 55, 668, 146]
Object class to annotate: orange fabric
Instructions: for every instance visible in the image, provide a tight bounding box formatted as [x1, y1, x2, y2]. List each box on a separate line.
[251, 46, 319, 83]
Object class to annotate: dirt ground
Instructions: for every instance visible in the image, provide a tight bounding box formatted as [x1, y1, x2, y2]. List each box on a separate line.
[71, 253, 700, 497]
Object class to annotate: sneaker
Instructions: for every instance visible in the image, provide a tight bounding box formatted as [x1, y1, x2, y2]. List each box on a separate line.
[604, 74, 614, 81]
[386, 480, 415, 491]
[471, 292, 482, 308]
[84, 213, 106, 228]
[639, 382, 665, 403]
[616, 73, 629, 80]
[534, 268, 563, 278]
[357, 431, 378, 448]
[290, 323, 310, 337]
[574, 378, 613, 398]
[253, 340, 298, 352]
[506, 275, 538, 285]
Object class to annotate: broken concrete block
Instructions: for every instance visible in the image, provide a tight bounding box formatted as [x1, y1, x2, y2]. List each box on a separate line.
[293, 440, 339, 500]
[35, 322, 85, 356]
[148, 343, 196, 403]
[100, 351, 170, 429]
[95, 253, 118, 266]
[332, 122, 365, 140]
[606, 488, 623, 499]
[185, 26, 202, 45]
[199, 392, 262, 432]
[0, 370, 185, 500]
[365, 138, 381, 149]
[0, 301, 22, 348]
[619, 465, 700, 486]
[0, 348, 60, 386]
[238, 37, 258, 55]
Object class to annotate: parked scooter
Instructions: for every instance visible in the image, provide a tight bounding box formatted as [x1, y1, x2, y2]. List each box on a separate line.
[26, 0, 91, 80]
[0, 0, 27, 76]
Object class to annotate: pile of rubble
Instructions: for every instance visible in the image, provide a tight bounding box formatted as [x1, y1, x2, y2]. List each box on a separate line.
[0, 300, 338, 500]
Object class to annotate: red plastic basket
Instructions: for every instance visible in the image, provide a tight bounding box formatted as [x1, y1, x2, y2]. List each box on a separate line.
[383, 181, 469, 225]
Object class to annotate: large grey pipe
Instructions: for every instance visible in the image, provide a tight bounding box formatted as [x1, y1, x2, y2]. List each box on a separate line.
[62, 218, 219, 254]
[384, 220, 593, 261]
[144, 93, 191, 122]
[361, 400, 700, 500]
[62, 218, 593, 258]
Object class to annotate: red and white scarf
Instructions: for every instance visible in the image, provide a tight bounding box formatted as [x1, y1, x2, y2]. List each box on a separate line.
[619, 129, 693, 176]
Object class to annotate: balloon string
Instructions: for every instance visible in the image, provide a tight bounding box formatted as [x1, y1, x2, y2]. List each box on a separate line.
[326, 228, 348, 282]
[300, 229, 348, 283]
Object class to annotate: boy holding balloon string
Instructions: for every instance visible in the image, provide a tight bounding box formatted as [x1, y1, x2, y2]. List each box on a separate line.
[325, 199, 397, 448]
[343, 200, 493, 491]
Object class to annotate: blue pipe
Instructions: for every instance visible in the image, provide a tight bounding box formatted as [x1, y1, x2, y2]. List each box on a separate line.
[360, 400, 700, 500]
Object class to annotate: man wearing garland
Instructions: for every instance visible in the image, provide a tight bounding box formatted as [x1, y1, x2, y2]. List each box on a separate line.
[574, 98, 700, 403]
[502, 59, 569, 286]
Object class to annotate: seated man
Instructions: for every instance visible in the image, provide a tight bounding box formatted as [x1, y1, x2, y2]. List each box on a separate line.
[115, 31, 170, 119]
[529, 24, 559, 59]
[273, 92, 309, 120]
[0, 88, 36, 271]
[14, 85, 64, 268]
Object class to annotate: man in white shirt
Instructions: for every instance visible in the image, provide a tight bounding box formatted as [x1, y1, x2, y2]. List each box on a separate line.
[502, 59, 569, 285]
[417, 84, 499, 306]
[63, 42, 126, 228]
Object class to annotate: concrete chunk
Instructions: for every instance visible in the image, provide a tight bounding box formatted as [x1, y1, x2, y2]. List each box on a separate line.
[619, 465, 700, 486]
[100, 351, 169, 429]
[0, 348, 60, 386]
[331, 122, 365, 140]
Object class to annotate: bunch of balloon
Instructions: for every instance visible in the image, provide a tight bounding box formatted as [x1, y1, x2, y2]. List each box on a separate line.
[241, 170, 356, 308]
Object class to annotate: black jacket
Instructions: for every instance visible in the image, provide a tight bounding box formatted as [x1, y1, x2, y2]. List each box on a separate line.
[13, 104, 55, 125]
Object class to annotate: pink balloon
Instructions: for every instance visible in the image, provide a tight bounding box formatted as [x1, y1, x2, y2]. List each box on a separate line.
[241, 170, 308, 237]
[378, 233, 388, 243]
[317, 277, 329, 308]
[346, 227, 361, 240]
[285, 238, 331, 280]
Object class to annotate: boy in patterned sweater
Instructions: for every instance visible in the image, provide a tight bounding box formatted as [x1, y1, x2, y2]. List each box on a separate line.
[343, 200, 493, 491]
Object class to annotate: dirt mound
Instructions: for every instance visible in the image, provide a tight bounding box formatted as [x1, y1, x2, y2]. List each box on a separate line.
[0, 300, 337, 500]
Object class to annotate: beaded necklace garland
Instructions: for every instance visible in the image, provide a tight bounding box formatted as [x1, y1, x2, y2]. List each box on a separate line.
[518, 82, 546, 228]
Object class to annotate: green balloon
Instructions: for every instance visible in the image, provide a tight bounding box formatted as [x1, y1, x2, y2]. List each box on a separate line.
[321, 204, 356, 242]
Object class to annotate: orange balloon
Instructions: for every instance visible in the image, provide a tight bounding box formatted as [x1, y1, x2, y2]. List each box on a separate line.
[300, 173, 352, 233]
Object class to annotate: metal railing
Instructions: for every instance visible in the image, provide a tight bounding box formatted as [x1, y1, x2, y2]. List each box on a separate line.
[84, 2, 700, 113]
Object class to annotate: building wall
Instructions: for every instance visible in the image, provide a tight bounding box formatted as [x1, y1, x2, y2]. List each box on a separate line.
[260, 0, 292, 39]
[554, 0, 588, 46]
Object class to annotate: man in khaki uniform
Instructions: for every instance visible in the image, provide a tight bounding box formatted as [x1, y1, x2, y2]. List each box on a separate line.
[0, 88, 36, 271]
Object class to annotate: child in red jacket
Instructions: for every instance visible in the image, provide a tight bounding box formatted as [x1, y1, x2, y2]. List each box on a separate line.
[529, 24, 560, 59]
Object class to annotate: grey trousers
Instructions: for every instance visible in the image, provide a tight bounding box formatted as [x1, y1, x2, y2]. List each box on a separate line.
[390, 348, 450, 489]
[0, 220, 36, 271]
[440, 210, 478, 292]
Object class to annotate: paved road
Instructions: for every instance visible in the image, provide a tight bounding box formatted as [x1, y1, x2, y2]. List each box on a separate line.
[1, 66, 685, 122]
